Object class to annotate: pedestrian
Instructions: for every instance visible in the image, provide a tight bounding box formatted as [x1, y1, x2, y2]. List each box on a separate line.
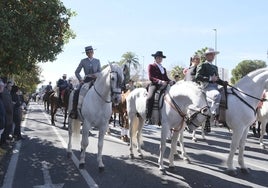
[0, 79, 6, 141]
[145, 51, 174, 124]
[11, 85, 24, 140]
[0, 79, 13, 145]
[69, 45, 101, 119]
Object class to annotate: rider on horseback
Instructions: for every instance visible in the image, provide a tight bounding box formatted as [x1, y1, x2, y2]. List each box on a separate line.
[145, 51, 175, 125]
[57, 74, 69, 105]
[195, 48, 228, 123]
[45, 81, 53, 92]
[69, 45, 101, 119]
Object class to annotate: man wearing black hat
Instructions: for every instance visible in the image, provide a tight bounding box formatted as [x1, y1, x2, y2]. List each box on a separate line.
[145, 51, 174, 124]
[69, 46, 101, 119]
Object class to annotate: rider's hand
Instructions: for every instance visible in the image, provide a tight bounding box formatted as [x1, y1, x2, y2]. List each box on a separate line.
[209, 75, 218, 82]
[169, 80, 176, 86]
[161, 80, 167, 86]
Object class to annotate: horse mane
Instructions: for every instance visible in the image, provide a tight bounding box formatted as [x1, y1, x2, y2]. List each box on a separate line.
[235, 67, 268, 88]
[172, 81, 202, 97]
[97, 63, 124, 84]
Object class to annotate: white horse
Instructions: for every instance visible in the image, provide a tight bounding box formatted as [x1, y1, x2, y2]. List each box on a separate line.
[222, 68, 268, 176]
[256, 91, 268, 149]
[126, 81, 210, 171]
[67, 63, 123, 171]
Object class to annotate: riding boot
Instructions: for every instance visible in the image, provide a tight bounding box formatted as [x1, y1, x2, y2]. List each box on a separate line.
[204, 116, 211, 133]
[145, 101, 153, 124]
[69, 89, 79, 119]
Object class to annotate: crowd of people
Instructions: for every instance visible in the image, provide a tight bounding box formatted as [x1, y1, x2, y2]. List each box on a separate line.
[0, 77, 27, 149]
[0, 45, 226, 149]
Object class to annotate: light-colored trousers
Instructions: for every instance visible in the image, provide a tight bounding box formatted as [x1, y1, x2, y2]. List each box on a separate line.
[204, 83, 221, 115]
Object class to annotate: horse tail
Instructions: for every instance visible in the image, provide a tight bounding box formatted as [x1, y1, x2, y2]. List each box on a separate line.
[130, 114, 144, 146]
[71, 119, 81, 139]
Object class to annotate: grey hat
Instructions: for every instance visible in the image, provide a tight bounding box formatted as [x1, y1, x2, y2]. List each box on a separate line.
[85, 46, 94, 52]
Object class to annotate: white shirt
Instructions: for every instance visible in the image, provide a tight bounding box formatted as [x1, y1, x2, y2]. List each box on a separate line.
[156, 63, 165, 74]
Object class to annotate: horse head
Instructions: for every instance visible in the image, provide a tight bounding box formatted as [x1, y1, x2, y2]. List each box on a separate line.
[109, 63, 124, 105]
[168, 81, 210, 131]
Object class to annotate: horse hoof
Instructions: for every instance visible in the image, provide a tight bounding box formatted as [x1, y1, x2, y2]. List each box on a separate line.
[226, 169, 238, 176]
[67, 152, 72, 159]
[168, 166, 175, 172]
[79, 163, 85, 169]
[192, 138, 197, 142]
[241, 168, 250, 174]
[130, 154, 134, 159]
[160, 169, 167, 175]
[99, 166, 105, 173]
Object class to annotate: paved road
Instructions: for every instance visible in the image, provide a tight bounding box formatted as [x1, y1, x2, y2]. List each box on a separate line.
[0, 102, 268, 188]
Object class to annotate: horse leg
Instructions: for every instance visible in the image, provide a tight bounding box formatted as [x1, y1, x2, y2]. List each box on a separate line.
[128, 115, 134, 159]
[63, 108, 68, 129]
[97, 125, 107, 172]
[238, 127, 250, 174]
[136, 117, 144, 158]
[79, 121, 90, 169]
[260, 121, 266, 149]
[158, 126, 168, 172]
[168, 130, 179, 169]
[226, 128, 243, 176]
[67, 118, 73, 158]
[192, 130, 197, 142]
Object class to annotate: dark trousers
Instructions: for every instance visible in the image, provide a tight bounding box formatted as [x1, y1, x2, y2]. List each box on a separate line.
[146, 84, 157, 119]
[72, 86, 81, 111]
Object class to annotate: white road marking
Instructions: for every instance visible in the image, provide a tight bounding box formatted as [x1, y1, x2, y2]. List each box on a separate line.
[43, 107, 99, 188]
[33, 161, 64, 188]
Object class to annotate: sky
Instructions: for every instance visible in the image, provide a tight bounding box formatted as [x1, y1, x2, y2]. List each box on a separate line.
[38, 0, 268, 88]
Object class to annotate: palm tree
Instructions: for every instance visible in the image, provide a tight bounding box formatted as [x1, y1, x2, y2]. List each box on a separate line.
[120, 52, 140, 74]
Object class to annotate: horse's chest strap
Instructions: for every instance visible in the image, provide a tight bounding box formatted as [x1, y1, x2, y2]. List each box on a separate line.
[164, 95, 186, 118]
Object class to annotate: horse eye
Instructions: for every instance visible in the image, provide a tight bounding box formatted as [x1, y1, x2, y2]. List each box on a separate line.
[111, 77, 115, 81]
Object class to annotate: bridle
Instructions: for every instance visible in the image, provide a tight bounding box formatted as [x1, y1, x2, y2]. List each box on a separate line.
[226, 84, 268, 115]
[164, 92, 209, 129]
[94, 69, 122, 103]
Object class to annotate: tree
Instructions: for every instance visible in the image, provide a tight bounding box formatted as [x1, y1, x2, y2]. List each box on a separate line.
[120, 52, 140, 75]
[231, 60, 266, 84]
[170, 66, 184, 80]
[0, 0, 76, 75]
[0, 0, 76, 93]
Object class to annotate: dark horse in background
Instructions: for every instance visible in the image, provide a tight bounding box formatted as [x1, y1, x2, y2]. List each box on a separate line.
[49, 87, 71, 128]
[43, 90, 54, 113]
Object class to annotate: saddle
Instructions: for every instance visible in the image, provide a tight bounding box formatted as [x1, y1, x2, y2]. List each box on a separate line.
[218, 86, 228, 123]
[151, 88, 166, 126]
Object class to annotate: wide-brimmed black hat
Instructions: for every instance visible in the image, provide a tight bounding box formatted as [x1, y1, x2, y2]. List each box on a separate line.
[151, 51, 166, 58]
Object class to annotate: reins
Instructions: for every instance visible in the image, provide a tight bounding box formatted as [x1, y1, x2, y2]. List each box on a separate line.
[93, 69, 122, 104]
[164, 92, 208, 129]
[227, 83, 267, 115]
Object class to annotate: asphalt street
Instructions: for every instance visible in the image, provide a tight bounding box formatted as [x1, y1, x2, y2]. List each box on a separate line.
[0, 102, 267, 188]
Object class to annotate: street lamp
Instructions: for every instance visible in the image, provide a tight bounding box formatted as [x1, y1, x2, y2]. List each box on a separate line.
[213, 29, 217, 66]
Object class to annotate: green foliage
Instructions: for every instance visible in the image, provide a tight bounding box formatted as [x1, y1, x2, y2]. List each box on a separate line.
[0, 0, 76, 93]
[231, 60, 266, 84]
[170, 66, 184, 80]
[120, 52, 140, 71]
